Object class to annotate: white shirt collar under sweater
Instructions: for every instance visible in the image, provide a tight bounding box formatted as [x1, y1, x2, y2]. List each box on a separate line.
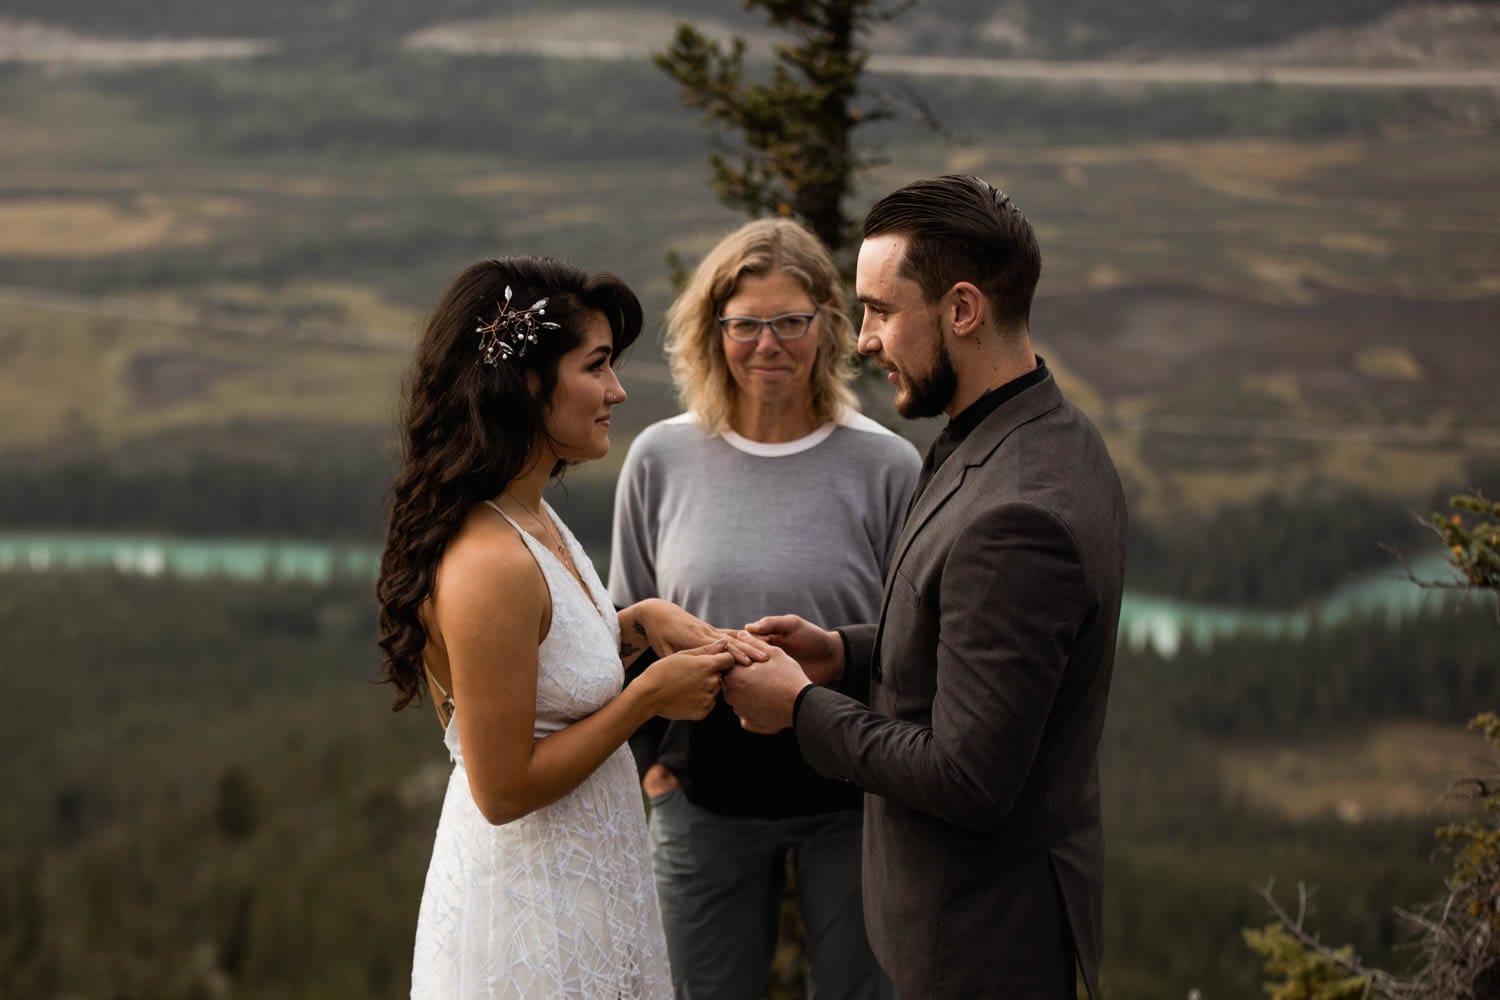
[665, 408, 899, 458]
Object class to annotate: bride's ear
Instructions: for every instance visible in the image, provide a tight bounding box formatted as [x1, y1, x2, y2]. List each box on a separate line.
[526, 368, 544, 402]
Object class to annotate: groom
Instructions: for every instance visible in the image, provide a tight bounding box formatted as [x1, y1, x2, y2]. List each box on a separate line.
[724, 175, 1126, 999]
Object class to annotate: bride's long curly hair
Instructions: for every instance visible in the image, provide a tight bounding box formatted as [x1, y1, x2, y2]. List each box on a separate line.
[376, 256, 643, 711]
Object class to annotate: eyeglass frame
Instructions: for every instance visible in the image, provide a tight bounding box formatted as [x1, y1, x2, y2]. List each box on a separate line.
[716, 309, 819, 343]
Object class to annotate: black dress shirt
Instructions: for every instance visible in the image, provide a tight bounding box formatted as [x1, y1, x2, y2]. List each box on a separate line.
[910, 356, 1049, 504]
[793, 357, 1049, 725]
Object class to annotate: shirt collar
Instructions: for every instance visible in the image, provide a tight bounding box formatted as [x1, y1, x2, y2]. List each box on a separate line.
[943, 355, 1049, 446]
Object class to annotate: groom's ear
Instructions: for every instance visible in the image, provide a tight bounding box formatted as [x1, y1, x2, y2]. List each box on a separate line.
[946, 282, 987, 340]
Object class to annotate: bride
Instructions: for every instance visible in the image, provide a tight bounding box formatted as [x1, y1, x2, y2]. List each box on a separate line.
[376, 256, 759, 998]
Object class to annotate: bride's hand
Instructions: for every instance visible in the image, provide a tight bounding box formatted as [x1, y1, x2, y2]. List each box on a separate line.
[641, 638, 737, 721]
[638, 600, 772, 666]
[634, 598, 719, 656]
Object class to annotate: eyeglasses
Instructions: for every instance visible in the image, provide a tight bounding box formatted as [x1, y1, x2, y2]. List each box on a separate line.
[717, 311, 817, 342]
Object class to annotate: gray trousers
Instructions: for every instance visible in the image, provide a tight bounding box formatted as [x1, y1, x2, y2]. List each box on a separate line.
[647, 791, 892, 1000]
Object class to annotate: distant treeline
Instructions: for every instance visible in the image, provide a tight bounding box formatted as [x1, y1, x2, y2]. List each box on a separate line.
[3, 431, 1494, 608]
[1142, 608, 1500, 740]
[0, 424, 398, 543]
[1123, 478, 1479, 606]
[0, 426, 624, 555]
[1, 571, 1488, 997]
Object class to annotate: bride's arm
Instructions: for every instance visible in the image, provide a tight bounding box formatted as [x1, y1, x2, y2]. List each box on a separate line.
[435, 533, 732, 826]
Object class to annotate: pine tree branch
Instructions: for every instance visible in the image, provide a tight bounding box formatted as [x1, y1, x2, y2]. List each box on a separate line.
[1378, 542, 1483, 593]
[867, 78, 964, 143]
[1256, 880, 1420, 999]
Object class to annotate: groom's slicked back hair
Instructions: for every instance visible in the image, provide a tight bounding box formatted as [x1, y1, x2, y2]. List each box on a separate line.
[863, 175, 1042, 333]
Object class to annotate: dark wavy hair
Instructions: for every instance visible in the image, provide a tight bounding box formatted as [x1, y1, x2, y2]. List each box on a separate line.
[863, 174, 1042, 332]
[376, 256, 642, 711]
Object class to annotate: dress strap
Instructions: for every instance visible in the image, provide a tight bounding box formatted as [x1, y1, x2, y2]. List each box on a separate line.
[426, 666, 455, 728]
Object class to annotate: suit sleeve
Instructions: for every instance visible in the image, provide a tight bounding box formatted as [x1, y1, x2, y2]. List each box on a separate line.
[609, 438, 668, 778]
[828, 624, 877, 705]
[796, 502, 1088, 831]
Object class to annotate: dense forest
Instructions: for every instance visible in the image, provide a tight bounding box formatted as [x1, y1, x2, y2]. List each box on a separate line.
[0, 571, 1491, 997]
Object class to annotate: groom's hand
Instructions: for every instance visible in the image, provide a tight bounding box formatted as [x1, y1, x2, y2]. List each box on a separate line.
[744, 614, 844, 685]
[722, 648, 811, 734]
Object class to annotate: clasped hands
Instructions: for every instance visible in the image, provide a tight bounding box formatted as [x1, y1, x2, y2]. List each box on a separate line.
[645, 602, 842, 734]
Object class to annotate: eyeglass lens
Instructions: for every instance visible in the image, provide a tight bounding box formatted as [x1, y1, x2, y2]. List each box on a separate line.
[722, 314, 813, 341]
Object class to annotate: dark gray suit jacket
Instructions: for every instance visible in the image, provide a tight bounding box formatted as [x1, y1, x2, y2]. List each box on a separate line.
[795, 373, 1126, 999]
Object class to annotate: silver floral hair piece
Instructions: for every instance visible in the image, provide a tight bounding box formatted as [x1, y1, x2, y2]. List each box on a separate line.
[476, 286, 560, 365]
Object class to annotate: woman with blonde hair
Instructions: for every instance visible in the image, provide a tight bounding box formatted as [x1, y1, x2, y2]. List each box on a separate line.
[610, 219, 920, 998]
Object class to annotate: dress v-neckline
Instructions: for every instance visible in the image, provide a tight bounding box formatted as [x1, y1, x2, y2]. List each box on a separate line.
[484, 500, 611, 628]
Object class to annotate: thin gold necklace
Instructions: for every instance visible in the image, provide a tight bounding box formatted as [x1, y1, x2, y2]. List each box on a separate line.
[494, 493, 602, 619]
[497, 493, 571, 564]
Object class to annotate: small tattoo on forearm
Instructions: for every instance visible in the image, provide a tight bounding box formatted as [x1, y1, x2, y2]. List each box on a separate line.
[620, 640, 641, 658]
[633, 620, 647, 639]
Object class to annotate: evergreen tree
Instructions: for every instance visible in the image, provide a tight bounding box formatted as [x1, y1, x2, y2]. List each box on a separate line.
[654, 0, 901, 254]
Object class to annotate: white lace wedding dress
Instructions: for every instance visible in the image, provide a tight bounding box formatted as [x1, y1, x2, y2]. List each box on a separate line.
[410, 501, 672, 999]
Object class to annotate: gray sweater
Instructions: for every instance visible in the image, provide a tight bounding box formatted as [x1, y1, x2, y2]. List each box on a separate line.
[609, 409, 920, 817]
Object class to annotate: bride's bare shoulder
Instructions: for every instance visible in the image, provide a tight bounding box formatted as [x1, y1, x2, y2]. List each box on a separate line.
[432, 505, 545, 619]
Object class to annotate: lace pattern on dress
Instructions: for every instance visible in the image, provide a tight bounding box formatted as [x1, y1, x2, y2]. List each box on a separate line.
[410, 501, 671, 999]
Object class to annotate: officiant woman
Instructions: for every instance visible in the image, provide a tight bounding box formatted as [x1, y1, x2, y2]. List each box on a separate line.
[610, 218, 920, 998]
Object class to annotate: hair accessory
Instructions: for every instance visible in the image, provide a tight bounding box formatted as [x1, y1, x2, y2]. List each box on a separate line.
[476, 286, 560, 365]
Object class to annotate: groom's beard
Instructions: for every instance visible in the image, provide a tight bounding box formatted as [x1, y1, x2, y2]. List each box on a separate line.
[895, 339, 959, 419]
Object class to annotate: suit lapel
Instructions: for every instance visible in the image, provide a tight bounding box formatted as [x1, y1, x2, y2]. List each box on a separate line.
[871, 376, 1064, 678]
[886, 451, 967, 591]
